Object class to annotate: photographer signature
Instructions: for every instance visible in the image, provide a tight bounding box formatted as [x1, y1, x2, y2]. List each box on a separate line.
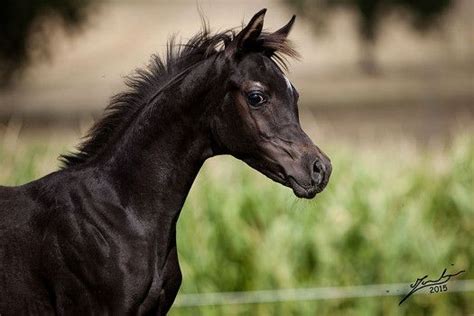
[399, 267, 465, 305]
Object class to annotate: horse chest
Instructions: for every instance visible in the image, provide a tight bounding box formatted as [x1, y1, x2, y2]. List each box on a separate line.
[136, 245, 182, 315]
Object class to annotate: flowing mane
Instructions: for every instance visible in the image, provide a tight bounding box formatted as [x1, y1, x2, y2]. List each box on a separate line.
[59, 24, 298, 168]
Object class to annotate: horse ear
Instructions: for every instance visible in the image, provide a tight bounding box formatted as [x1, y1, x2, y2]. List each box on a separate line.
[225, 8, 266, 58]
[273, 15, 296, 38]
[262, 15, 296, 58]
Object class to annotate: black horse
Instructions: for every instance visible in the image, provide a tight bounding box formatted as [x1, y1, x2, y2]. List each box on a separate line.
[0, 9, 331, 315]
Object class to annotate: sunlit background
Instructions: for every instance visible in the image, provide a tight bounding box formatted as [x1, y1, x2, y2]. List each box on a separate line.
[0, 0, 473, 315]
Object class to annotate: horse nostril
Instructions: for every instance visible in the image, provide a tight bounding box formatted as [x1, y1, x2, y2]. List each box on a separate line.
[312, 159, 325, 186]
[313, 160, 322, 174]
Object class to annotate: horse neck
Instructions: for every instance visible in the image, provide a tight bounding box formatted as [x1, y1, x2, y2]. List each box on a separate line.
[98, 60, 220, 232]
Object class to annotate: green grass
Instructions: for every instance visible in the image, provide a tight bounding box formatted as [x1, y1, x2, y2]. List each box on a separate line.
[1, 134, 473, 315]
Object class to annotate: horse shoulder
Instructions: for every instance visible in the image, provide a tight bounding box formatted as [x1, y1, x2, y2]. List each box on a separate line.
[32, 169, 160, 311]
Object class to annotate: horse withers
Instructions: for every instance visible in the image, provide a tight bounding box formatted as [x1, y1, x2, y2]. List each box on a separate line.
[0, 9, 331, 315]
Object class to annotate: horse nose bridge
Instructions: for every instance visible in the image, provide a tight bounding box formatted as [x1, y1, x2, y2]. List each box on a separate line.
[272, 123, 327, 165]
[294, 135, 323, 160]
[284, 123, 314, 146]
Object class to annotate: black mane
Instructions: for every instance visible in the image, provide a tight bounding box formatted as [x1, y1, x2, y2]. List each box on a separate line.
[60, 25, 298, 168]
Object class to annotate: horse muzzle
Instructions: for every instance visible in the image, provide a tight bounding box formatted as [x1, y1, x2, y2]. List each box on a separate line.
[286, 155, 331, 198]
[241, 139, 332, 199]
[281, 145, 332, 199]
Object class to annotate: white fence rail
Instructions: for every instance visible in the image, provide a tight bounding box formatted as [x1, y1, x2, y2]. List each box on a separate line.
[174, 279, 474, 307]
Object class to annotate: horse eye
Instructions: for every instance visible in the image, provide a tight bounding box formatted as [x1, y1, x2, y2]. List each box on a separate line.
[246, 91, 267, 107]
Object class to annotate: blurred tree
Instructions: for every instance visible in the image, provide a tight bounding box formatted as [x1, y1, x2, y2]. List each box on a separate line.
[0, 0, 97, 87]
[284, 0, 456, 73]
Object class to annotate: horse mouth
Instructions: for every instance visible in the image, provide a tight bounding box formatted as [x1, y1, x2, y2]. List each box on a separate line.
[258, 168, 318, 199]
[287, 176, 322, 199]
[242, 158, 322, 199]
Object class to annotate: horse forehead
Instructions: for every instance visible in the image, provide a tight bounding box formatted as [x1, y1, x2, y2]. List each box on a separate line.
[240, 56, 293, 93]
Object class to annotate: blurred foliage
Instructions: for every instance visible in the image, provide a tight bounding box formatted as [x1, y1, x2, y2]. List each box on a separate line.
[284, 0, 456, 72]
[284, 0, 455, 42]
[0, 0, 96, 87]
[1, 134, 473, 315]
